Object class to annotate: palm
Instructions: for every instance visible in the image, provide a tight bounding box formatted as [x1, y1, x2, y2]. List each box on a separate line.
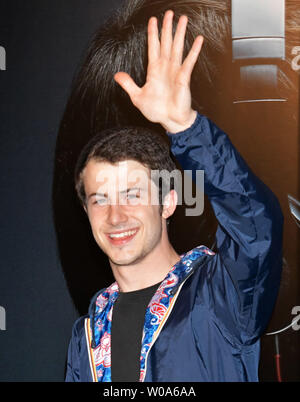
[114, 11, 203, 133]
[137, 58, 191, 123]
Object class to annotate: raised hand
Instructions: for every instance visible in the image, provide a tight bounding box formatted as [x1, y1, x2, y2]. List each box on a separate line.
[114, 10, 204, 133]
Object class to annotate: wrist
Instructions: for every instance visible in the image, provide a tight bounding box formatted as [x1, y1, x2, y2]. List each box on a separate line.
[162, 110, 197, 134]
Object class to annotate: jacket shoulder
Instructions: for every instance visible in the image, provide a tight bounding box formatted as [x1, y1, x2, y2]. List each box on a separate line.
[71, 314, 89, 340]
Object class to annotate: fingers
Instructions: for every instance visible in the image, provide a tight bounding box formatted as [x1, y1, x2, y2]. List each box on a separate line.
[160, 10, 174, 59]
[181, 35, 204, 81]
[154, 11, 194, 67]
[149, 10, 200, 70]
[171, 15, 188, 65]
[114, 72, 141, 102]
[148, 17, 160, 63]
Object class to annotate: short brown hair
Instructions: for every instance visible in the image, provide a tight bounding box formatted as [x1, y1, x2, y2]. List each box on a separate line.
[74, 126, 177, 207]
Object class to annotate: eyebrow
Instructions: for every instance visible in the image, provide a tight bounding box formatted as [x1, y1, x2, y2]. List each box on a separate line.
[87, 187, 142, 200]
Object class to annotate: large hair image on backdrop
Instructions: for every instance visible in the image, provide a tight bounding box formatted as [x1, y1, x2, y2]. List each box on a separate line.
[52, 0, 300, 381]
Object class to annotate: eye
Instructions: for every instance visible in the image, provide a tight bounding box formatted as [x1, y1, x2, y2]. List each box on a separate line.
[93, 197, 108, 205]
[125, 189, 142, 205]
[127, 190, 140, 199]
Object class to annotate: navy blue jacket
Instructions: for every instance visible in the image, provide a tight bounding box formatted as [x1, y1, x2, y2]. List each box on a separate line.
[65, 112, 283, 382]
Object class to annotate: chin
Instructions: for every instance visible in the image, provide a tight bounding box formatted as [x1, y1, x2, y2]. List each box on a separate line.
[108, 249, 145, 267]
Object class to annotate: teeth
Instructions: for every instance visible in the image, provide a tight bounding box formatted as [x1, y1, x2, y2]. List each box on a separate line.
[109, 230, 137, 239]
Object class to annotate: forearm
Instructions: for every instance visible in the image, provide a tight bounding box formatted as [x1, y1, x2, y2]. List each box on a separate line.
[167, 112, 284, 340]
[167, 112, 283, 256]
[167, 110, 284, 291]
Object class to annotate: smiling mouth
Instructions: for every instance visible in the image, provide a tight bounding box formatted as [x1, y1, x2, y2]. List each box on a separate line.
[106, 228, 139, 246]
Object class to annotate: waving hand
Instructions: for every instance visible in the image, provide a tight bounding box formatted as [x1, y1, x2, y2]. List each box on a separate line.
[114, 10, 204, 133]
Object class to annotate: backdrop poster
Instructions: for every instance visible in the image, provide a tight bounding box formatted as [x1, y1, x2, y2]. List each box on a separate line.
[0, 0, 299, 383]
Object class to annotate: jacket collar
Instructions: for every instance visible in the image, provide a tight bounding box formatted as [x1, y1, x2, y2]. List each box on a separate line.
[88, 245, 215, 381]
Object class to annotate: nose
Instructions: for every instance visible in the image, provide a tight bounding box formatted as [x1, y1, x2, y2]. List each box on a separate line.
[106, 204, 128, 226]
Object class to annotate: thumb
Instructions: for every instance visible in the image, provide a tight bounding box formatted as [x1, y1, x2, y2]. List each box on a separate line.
[114, 72, 141, 101]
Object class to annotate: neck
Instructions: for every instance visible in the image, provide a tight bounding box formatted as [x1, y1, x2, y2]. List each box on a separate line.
[110, 232, 180, 293]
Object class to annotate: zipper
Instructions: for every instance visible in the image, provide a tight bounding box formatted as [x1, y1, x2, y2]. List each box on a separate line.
[85, 318, 98, 382]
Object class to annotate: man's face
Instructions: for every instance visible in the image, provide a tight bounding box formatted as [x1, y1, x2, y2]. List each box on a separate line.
[82, 158, 164, 266]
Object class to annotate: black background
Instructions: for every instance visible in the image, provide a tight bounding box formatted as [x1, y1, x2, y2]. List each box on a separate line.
[0, 0, 123, 381]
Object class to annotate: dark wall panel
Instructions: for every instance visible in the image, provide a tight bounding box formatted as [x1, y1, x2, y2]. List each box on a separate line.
[0, 0, 124, 381]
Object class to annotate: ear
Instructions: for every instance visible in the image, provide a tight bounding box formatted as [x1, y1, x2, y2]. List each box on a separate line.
[161, 190, 178, 219]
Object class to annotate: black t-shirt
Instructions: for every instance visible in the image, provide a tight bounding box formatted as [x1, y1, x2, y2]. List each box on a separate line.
[111, 281, 161, 382]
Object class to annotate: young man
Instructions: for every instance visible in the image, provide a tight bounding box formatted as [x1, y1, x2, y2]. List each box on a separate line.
[65, 11, 283, 382]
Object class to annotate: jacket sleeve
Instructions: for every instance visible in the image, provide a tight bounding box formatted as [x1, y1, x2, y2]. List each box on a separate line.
[65, 317, 85, 382]
[167, 112, 284, 345]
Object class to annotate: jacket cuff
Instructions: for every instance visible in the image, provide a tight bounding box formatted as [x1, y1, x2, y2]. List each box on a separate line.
[166, 112, 203, 141]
